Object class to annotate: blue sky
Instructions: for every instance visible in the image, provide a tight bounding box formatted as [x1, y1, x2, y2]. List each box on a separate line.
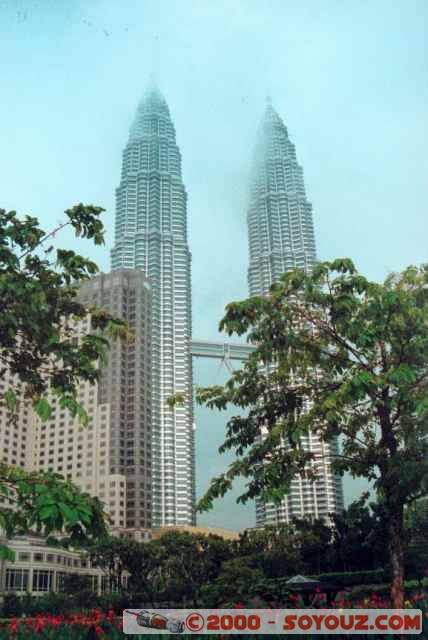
[0, 0, 427, 530]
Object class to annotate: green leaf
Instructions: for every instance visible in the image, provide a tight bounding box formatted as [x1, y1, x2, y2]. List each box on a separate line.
[58, 502, 78, 523]
[39, 505, 57, 521]
[4, 389, 17, 411]
[34, 397, 52, 421]
[166, 393, 185, 409]
[0, 544, 15, 561]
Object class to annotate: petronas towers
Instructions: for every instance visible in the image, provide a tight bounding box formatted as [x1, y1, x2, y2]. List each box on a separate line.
[111, 84, 343, 528]
[248, 99, 344, 526]
[111, 85, 194, 527]
[247, 98, 316, 295]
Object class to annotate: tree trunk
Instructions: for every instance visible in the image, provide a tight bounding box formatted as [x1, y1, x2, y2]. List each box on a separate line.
[389, 504, 405, 609]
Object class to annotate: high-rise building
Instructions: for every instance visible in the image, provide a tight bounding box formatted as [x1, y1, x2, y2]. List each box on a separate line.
[31, 269, 153, 530]
[247, 98, 316, 296]
[247, 99, 344, 526]
[111, 85, 195, 526]
[0, 374, 34, 488]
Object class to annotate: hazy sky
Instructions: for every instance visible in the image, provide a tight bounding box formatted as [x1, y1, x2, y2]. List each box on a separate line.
[1, 0, 427, 530]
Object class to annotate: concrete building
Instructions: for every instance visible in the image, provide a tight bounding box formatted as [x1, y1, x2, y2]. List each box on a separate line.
[0, 372, 35, 525]
[0, 377, 33, 473]
[151, 525, 240, 541]
[0, 534, 105, 596]
[0, 270, 154, 595]
[247, 98, 317, 296]
[31, 269, 153, 530]
[247, 100, 344, 526]
[111, 84, 195, 527]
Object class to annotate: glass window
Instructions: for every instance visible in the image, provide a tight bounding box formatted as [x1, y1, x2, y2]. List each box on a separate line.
[32, 570, 54, 592]
[5, 569, 29, 592]
[33, 553, 44, 562]
[17, 552, 30, 562]
[101, 575, 109, 593]
[56, 572, 67, 591]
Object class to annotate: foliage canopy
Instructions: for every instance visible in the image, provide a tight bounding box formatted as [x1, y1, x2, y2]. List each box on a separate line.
[0, 204, 128, 554]
[196, 259, 428, 606]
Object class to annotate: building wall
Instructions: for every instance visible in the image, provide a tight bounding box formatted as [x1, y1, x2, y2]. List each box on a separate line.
[0, 375, 33, 472]
[111, 85, 195, 527]
[247, 99, 316, 297]
[247, 100, 344, 526]
[77, 270, 153, 529]
[0, 535, 105, 596]
[0, 269, 152, 532]
[152, 525, 240, 541]
[0, 372, 34, 519]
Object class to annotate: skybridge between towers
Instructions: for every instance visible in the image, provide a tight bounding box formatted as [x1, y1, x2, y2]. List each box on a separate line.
[190, 339, 255, 372]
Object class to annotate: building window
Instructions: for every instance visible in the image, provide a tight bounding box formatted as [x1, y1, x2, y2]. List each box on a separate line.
[5, 569, 29, 592]
[33, 553, 44, 562]
[56, 572, 67, 591]
[32, 570, 54, 592]
[17, 553, 30, 562]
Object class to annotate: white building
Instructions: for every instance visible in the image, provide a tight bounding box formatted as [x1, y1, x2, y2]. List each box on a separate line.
[111, 84, 195, 527]
[247, 99, 344, 526]
[0, 534, 104, 596]
[29, 270, 153, 530]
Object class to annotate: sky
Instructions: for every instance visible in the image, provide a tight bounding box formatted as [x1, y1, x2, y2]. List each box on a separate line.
[0, 0, 427, 530]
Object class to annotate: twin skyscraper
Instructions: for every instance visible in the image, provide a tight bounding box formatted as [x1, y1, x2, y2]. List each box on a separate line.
[110, 84, 343, 528]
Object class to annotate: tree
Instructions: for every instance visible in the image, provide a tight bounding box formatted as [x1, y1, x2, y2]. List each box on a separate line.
[328, 494, 389, 573]
[202, 557, 265, 607]
[88, 534, 159, 601]
[0, 204, 128, 555]
[404, 498, 428, 583]
[148, 531, 232, 605]
[292, 517, 333, 575]
[196, 259, 428, 607]
[88, 536, 143, 593]
[237, 525, 303, 578]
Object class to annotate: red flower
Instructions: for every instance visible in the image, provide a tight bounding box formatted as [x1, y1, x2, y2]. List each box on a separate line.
[95, 625, 104, 636]
[8, 618, 19, 634]
[233, 602, 245, 609]
[32, 616, 48, 632]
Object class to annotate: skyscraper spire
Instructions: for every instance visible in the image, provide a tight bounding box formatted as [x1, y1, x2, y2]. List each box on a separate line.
[111, 86, 195, 527]
[246, 100, 343, 526]
[247, 99, 316, 296]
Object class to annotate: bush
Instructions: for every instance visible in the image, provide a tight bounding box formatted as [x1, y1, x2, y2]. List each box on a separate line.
[350, 578, 428, 600]
[72, 589, 99, 610]
[96, 592, 132, 613]
[122, 591, 153, 608]
[59, 573, 93, 595]
[32, 592, 74, 616]
[19, 593, 36, 616]
[315, 569, 387, 587]
[1, 593, 22, 618]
